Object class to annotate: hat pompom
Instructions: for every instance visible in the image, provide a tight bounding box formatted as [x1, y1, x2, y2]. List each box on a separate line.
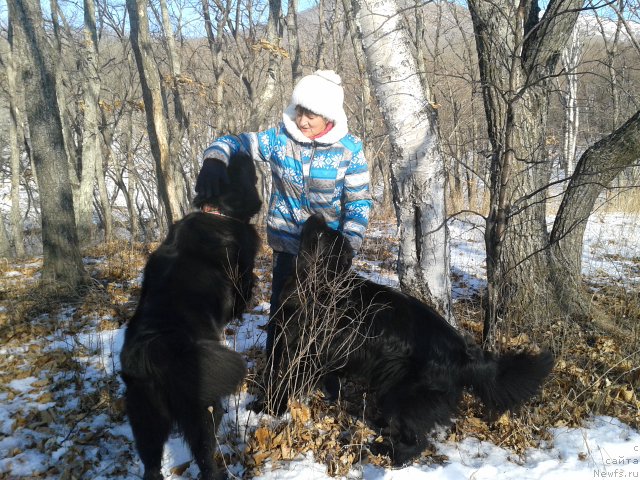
[314, 69, 342, 86]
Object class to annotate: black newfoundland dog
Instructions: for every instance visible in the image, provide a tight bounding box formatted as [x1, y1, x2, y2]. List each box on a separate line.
[266, 214, 554, 465]
[120, 152, 261, 480]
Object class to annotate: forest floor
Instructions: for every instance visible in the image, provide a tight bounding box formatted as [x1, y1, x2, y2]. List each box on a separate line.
[1, 210, 639, 479]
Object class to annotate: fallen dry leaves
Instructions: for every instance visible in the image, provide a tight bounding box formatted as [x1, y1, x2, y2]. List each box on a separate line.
[1, 232, 639, 478]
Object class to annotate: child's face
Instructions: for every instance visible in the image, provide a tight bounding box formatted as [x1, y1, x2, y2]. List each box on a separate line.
[295, 106, 329, 139]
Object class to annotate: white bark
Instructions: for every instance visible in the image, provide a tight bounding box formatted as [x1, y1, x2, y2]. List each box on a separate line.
[353, 0, 451, 320]
[561, 23, 581, 177]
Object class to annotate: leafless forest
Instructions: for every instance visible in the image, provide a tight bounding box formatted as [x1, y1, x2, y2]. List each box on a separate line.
[1, 2, 640, 477]
[1, 0, 640, 348]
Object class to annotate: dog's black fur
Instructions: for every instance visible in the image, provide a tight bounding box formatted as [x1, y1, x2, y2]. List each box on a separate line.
[267, 214, 554, 466]
[120, 152, 261, 480]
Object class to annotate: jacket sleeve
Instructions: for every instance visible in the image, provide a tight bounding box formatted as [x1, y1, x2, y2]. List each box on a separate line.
[202, 129, 278, 165]
[340, 142, 372, 253]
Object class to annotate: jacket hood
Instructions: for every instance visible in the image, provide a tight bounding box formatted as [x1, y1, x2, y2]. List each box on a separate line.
[282, 103, 349, 144]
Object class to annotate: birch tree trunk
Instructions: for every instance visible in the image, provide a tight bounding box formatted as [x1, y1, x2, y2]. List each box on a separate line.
[561, 23, 581, 177]
[127, 0, 188, 226]
[353, 0, 451, 319]
[8, 0, 88, 290]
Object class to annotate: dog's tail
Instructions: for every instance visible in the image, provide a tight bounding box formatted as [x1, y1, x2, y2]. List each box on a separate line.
[121, 332, 247, 402]
[464, 348, 554, 415]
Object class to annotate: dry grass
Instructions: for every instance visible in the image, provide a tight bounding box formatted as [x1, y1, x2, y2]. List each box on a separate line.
[1, 225, 639, 477]
[602, 187, 640, 214]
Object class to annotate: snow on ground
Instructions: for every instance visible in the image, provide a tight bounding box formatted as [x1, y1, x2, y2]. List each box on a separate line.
[1, 213, 639, 479]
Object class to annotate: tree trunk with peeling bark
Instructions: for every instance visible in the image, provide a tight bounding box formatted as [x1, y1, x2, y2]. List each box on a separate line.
[353, 0, 452, 320]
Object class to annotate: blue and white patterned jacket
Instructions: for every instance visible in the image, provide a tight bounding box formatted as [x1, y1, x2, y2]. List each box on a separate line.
[203, 109, 372, 255]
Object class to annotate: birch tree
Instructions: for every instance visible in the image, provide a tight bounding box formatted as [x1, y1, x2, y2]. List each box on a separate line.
[561, 22, 582, 177]
[353, 0, 451, 319]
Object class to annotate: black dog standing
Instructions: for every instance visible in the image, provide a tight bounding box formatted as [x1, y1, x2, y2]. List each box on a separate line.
[120, 153, 261, 480]
[267, 214, 554, 466]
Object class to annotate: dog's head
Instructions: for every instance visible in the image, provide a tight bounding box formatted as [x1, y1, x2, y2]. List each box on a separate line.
[193, 151, 262, 221]
[297, 214, 354, 278]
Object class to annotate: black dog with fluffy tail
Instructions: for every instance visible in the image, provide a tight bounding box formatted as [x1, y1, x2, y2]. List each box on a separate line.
[268, 214, 554, 465]
[120, 152, 261, 480]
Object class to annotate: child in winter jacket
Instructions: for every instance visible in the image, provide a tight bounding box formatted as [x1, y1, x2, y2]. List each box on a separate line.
[196, 69, 373, 356]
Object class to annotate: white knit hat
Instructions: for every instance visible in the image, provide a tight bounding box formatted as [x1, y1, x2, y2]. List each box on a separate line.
[282, 69, 349, 144]
[290, 70, 345, 122]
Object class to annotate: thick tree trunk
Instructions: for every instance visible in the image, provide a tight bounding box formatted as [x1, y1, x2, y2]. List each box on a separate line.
[9, 0, 88, 290]
[126, 0, 187, 225]
[353, 0, 452, 319]
[550, 109, 640, 322]
[468, 0, 583, 343]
